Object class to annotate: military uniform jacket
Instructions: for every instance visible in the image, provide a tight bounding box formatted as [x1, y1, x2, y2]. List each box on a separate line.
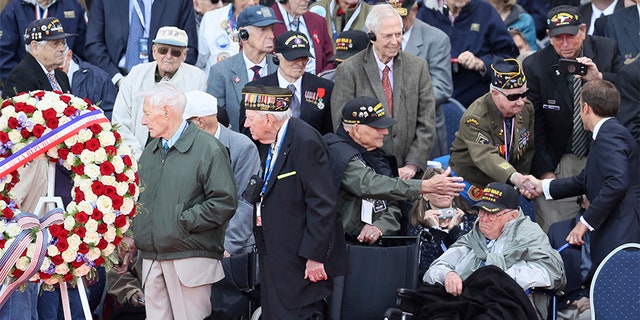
[449, 93, 534, 187]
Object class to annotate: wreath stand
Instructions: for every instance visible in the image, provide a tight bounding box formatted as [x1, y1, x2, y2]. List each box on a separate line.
[32, 162, 93, 320]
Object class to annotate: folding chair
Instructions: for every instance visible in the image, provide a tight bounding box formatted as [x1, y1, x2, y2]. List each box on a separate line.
[589, 242, 640, 320]
[441, 98, 466, 150]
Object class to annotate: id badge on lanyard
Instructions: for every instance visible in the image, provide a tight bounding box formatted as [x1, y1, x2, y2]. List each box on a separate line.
[133, 0, 149, 60]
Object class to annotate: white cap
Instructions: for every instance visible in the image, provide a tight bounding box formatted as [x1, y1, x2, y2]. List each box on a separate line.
[183, 91, 218, 120]
[153, 26, 188, 47]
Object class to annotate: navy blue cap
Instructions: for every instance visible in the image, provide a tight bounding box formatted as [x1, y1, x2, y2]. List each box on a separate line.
[237, 5, 282, 28]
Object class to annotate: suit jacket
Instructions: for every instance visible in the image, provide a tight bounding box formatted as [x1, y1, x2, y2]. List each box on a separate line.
[579, 0, 625, 35]
[549, 118, 640, 265]
[84, 0, 197, 79]
[0, 0, 87, 82]
[241, 72, 334, 135]
[271, 3, 333, 74]
[206, 52, 278, 132]
[254, 118, 347, 309]
[522, 35, 623, 176]
[603, 6, 640, 61]
[71, 56, 117, 120]
[332, 46, 436, 169]
[616, 59, 640, 148]
[404, 19, 452, 158]
[3, 53, 72, 98]
[217, 125, 261, 255]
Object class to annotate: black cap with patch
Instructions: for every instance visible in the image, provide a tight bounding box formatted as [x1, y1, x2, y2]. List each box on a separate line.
[473, 182, 520, 213]
[342, 96, 397, 128]
[275, 31, 314, 61]
[546, 5, 582, 37]
[24, 17, 76, 43]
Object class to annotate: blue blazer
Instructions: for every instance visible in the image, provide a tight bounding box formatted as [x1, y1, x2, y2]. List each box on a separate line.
[84, 0, 198, 79]
[549, 118, 640, 265]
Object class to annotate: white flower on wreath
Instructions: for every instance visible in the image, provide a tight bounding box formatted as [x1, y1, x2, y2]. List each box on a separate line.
[8, 130, 22, 145]
[79, 149, 96, 164]
[11, 142, 27, 154]
[115, 182, 128, 196]
[84, 163, 100, 180]
[2, 106, 16, 118]
[102, 212, 116, 225]
[64, 134, 78, 146]
[61, 249, 77, 263]
[40, 257, 51, 272]
[77, 128, 93, 143]
[86, 247, 101, 261]
[121, 197, 135, 214]
[94, 148, 107, 163]
[31, 110, 45, 127]
[67, 234, 82, 250]
[102, 243, 116, 257]
[55, 262, 70, 275]
[96, 195, 113, 213]
[85, 219, 98, 232]
[111, 156, 125, 173]
[104, 226, 116, 242]
[27, 243, 36, 257]
[100, 175, 116, 187]
[63, 215, 76, 230]
[47, 244, 60, 257]
[76, 201, 93, 216]
[0, 116, 8, 131]
[58, 117, 71, 127]
[98, 131, 116, 146]
[74, 265, 91, 277]
[84, 230, 100, 245]
[15, 256, 30, 271]
[6, 223, 22, 238]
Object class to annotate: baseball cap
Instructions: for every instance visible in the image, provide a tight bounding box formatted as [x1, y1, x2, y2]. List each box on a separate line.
[237, 5, 282, 28]
[342, 96, 397, 128]
[490, 58, 526, 89]
[546, 5, 582, 37]
[275, 31, 314, 61]
[183, 91, 218, 120]
[387, 0, 417, 17]
[242, 86, 292, 112]
[473, 182, 520, 213]
[153, 26, 188, 47]
[24, 17, 76, 43]
[333, 30, 369, 63]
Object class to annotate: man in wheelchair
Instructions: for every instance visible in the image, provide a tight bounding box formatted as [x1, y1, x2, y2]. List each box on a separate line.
[419, 182, 565, 319]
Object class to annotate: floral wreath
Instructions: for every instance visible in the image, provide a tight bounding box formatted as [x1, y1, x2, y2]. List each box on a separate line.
[0, 90, 139, 298]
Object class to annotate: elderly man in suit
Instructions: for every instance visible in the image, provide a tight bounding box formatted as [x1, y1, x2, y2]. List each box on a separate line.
[523, 5, 623, 232]
[241, 31, 334, 135]
[393, 0, 452, 159]
[3, 17, 74, 98]
[271, 0, 333, 74]
[599, 2, 640, 62]
[84, 0, 198, 88]
[207, 5, 280, 132]
[242, 86, 347, 319]
[332, 3, 436, 180]
[111, 26, 206, 159]
[524, 79, 640, 268]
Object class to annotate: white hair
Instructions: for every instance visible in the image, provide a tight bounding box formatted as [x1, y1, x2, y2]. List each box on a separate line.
[24, 40, 46, 53]
[141, 82, 187, 114]
[365, 4, 403, 34]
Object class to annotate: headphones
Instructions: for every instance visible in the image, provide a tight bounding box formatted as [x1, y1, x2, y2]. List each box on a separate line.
[367, 32, 376, 42]
[272, 56, 280, 65]
[239, 28, 249, 41]
[278, 0, 287, 3]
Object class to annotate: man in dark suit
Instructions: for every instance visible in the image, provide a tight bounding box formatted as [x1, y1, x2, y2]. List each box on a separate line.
[616, 58, 640, 148]
[242, 86, 347, 319]
[525, 79, 640, 267]
[271, 0, 333, 74]
[3, 17, 73, 98]
[598, 3, 640, 62]
[84, 0, 197, 88]
[578, 0, 625, 35]
[241, 31, 334, 135]
[522, 5, 623, 232]
[207, 5, 281, 132]
[332, 4, 436, 180]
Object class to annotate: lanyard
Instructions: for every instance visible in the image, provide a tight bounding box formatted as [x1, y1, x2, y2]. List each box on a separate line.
[35, 6, 48, 20]
[226, 4, 237, 36]
[261, 122, 289, 195]
[502, 118, 515, 161]
[329, 0, 362, 40]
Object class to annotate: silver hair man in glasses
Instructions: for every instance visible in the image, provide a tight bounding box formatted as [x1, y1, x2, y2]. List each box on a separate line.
[112, 26, 207, 160]
[449, 58, 536, 197]
[422, 182, 565, 319]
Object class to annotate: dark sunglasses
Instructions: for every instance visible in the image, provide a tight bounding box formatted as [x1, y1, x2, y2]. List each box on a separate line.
[494, 87, 529, 101]
[156, 46, 184, 57]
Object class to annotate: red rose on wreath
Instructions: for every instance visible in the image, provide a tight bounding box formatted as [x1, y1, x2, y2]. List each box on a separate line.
[100, 162, 115, 175]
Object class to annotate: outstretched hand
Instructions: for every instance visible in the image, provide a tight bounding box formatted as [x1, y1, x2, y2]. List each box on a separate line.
[422, 167, 465, 197]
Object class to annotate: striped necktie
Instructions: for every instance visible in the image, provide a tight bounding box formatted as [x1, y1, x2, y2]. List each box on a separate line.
[47, 73, 62, 92]
[571, 77, 588, 158]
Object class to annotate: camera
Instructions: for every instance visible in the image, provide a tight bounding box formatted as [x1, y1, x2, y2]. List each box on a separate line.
[242, 174, 264, 205]
[437, 208, 456, 220]
[558, 59, 588, 76]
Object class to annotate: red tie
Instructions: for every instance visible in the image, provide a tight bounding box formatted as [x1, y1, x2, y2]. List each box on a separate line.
[382, 66, 393, 116]
[250, 65, 262, 81]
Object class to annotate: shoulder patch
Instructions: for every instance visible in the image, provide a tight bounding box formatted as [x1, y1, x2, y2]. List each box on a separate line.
[466, 118, 479, 126]
[499, 162, 512, 170]
[475, 132, 490, 145]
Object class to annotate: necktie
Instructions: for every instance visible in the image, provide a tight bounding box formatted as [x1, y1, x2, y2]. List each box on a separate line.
[125, 0, 145, 72]
[290, 18, 300, 31]
[571, 77, 588, 158]
[250, 65, 262, 81]
[162, 142, 169, 154]
[382, 66, 393, 116]
[47, 73, 62, 92]
[288, 84, 300, 118]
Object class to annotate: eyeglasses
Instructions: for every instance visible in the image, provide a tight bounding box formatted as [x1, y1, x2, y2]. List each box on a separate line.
[478, 209, 514, 221]
[156, 46, 184, 58]
[493, 87, 529, 101]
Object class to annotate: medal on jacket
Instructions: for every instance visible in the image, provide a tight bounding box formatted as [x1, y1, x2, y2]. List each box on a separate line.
[317, 88, 325, 109]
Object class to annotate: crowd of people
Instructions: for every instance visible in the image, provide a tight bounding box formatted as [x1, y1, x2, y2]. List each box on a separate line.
[0, 0, 639, 319]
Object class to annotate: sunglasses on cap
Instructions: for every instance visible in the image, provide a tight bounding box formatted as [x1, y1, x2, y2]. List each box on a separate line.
[156, 46, 184, 57]
[494, 87, 529, 101]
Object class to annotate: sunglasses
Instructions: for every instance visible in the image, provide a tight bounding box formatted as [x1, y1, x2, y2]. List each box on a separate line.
[156, 46, 184, 58]
[494, 87, 529, 101]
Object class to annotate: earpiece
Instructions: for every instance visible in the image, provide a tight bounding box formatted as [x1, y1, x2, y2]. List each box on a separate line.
[238, 29, 249, 41]
[272, 56, 280, 65]
[278, 0, 287, 4]
[367, 32, 376, 42]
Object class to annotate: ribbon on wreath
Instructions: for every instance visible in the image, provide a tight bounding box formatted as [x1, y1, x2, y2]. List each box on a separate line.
[0, 109, 108, 179]
[0, 208, 64, 308]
